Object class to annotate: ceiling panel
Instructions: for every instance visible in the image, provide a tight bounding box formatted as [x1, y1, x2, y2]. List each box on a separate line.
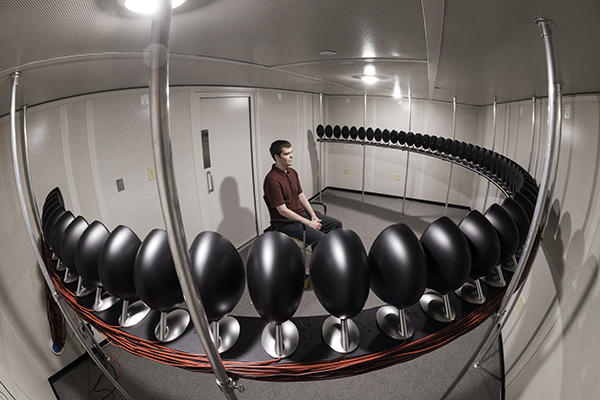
[1, 0, 599, 115]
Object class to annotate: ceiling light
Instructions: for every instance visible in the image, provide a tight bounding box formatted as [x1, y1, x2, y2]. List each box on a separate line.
[361, 76, 380, 84]
[319, 50, 337, 56]
[393, 86, 401, 98]
[120, 0, 186, 14]
[364, 64, 376, 76]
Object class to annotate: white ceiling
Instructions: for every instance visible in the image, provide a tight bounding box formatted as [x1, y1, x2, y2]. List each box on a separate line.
[1, 0, 599, 116]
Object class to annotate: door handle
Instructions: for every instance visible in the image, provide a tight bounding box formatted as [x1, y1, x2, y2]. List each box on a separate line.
[207, 171, 215, 193]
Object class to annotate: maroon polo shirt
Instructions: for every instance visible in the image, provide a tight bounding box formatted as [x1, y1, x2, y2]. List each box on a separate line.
[264, 165, 305, 221]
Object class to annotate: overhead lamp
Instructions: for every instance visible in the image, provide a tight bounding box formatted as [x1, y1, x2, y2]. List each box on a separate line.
[361, 75, 380, 84]
[120, 0, 186, 14]
[364, 64, 376, 76]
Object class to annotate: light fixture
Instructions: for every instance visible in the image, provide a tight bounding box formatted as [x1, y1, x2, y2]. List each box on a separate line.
[319, 50, 337, 56]
[393, 85, 401, 99]
[353, 75, 385, 84]
[361, 75, 380, 84]
[364, 64, 376, 76]
[120, 0, 186, 14]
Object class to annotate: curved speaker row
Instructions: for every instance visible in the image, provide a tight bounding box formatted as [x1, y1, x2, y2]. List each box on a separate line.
[316, 124, 538, 206]
[41, 126, 535, 360]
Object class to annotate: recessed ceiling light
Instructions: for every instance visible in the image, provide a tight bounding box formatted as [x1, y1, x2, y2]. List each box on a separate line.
[119, 0, 186, 14]
[364, 64, 376, 76]
[353, 75, 385, 84]
[319, 50, 337, 56]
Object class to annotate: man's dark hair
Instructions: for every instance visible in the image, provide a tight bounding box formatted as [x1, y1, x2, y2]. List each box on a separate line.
[269, 140, 292, 160]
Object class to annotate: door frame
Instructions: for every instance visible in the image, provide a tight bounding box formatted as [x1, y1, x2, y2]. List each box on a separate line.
[189, 89, 261, 247]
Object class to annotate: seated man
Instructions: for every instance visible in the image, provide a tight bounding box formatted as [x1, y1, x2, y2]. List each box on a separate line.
[264, 140, 342, 250]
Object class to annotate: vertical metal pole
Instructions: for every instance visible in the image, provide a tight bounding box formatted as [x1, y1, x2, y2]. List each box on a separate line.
[20, 104, 42, 235]
[527, 96, 537, 173]
[361, 92, 367, 205]
[401, 94, 412, 215]
[148, 2, 239, 398]
[9, 73, 133, 400]
[441, 18, 560, 399]
[444, 96, 457, 215]
[318, 93, 323, 201]
[482, 97, 497, 211]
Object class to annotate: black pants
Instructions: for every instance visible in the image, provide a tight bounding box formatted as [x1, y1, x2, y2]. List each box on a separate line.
[275, 210, 342, 249]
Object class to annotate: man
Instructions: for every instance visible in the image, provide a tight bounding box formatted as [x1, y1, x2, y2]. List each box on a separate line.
[264, 140, 342, 250]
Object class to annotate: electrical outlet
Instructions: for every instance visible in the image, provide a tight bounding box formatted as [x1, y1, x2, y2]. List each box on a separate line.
[116, 178, 125, 192]
[565, 104, 571, 119]
[344, 168, 350, 174]
[394, 173, 401, 181]
[141, 94, 149, 106]
[517, 294, 526, 314]
[148, 166, 156, 181]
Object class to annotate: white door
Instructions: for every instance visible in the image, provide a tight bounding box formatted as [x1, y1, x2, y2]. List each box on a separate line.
[196, 96, 257, 247]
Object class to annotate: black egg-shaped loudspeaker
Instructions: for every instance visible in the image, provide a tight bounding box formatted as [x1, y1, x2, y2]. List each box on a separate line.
[374, 128, 382, 141]
[382, 129, 390, 143]
[341, 125, 349, 139]
[43, 201, 62, 228]
[247, 232, 304, 324]
[45, 187, 64, 208]
[325, 125, 333, 138]
[316, 125, 325, 138]
[513, 192, 535, 221]
[483, 150, 492, 169]
[420, 216, 471, 294]
[358, 127, 366, 140]
[134, 229, 183, 312]
[451, 140, 459, 157]
[406, 131, 415, 146]
[333, 125, 341, 138]
[190, 231, 245, 322]
[98, 225, 142, 300]
[464, 144, 474, 162]
[435, 136, 444, 152]
[519, 185, 538, 207]
[350, 126, 358, 139]
[44, 207, 66, 247]
[458, 141, 466, 159]
[51, 211, 75, 259]
[429, 135, 438, 150]
[477, 147, 486, 166]
[390, 130, 398, 143]
[310, 229, 370, 319]
[368, 223, 427, 309]
[366, 127, 374, 141]
[471, 145, 480, 163]
[494, 154, 504, 176]
[458, 210, 501, 279]
[490, 152, 498, 172]
[43, 195, 61, 217]
[76, 221, 110, 287]
[59, 216, 89, 271]
[444, 138, 452, 155]
[398, 130, 407, 144]
[501, 198, 530, 249]
[500, 157, 508, 180]
[414, 133, 423, 148]
[422, 134, 430, 150]
[485, 204, 519, 264]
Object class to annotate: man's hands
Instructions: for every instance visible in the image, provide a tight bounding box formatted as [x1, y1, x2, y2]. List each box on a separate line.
[307, 214, 322, 230]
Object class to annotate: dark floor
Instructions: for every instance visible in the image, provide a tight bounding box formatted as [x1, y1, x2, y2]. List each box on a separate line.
[50, 189, 503, 400]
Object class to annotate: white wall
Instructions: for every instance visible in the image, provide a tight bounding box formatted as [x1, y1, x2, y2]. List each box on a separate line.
[484, 94, 600, 399]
